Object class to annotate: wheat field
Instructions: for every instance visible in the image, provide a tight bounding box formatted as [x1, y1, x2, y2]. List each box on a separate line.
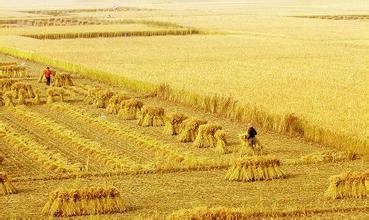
[0, 0, 369, 218]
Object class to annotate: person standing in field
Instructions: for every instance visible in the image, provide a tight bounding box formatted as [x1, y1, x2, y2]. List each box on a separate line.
[43, 67, 53, 86]
[246, 122, 258, 148]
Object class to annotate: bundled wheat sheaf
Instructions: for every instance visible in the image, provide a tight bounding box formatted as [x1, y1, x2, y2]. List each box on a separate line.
[225, 156, 285, 182]
[84, 87, 101, 105]
[32, 88, 41, 105]
[11, 82, 35, 98]
[106, 94, 131, 114]
[117, 98, 144, 120]
[214, 130, 228, 154]
[0, 62, 17, 67]
[3, 91, 15, 107]
[0, 65, 27, 78]
[0, 172, 17, 195]
[52, 72, 74, 87]
[0, 79, 16, 91]
[178, 118, 207, 143]
[325, 171, 369, 199]
[163, 112, 188, 135]
[47, 87, 68, 104]
[193, 124, 222, 148]
[239, 133, 263, 156]
[42, 187, 126, 217]
[94, 90, 115, 108]
[138, 106, 165, 126]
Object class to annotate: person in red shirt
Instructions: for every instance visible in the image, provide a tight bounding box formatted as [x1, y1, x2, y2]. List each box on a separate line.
[43, 67, 53, 86]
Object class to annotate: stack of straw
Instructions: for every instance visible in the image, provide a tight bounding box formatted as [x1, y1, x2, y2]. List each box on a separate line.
[214, 130, 228, 154]
[11, 82, 35, 98]
[42, 187, 126, 217]
[163, 112, 188, 135]
[3, 91, 15, 107]
[52, 73, 74, 87]
[178, 118, 207, 143]
[0, 79, 16, 92]
[194, 124, 222, 148]
[93, 90, 114, 108]
[0, 172, 17, 195]
[225, 156, 285, 182]
[106, 94, 131, 114]
[47, 87, 68, 104]
[117, 99, 144, 120]
[325, 171, 369, 199]
[138, 106, 165, 126]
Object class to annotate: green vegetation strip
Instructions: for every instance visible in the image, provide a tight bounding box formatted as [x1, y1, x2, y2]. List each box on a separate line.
[0, 45, 367, 157]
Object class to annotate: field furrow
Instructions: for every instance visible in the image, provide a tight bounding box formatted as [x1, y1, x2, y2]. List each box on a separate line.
[0, 120, 79, 174]
[0, 110, 105, 172]
[50, 103, 189, 164]
[0, 138, 46, 178]
[35, 104, 162, 165]
[5, 106, 134, 171]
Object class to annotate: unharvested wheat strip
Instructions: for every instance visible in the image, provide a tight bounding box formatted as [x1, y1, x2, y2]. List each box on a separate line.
[51, 103, 187, 163]
[0, 120, 77, 173]
[9, 107, 133, 170]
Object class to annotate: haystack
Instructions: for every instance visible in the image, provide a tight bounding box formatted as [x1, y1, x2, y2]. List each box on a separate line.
[214, 130, 228, 154]
[178, 118, 207, 143]
[93, 90, 115, 108]
[117, 99, 144, 120]
[17, 88, 27, 105]
[239, 133, 263, 156]
[325, 171, 369, 199]
[47, 87, 68, 104]
[106, 94, 131, 114]
[52, 72, 74, 87]
[163, 112, 188, 135]
[32, 89, 41, 105]
[42, 187, 126, 217]
[84, 88, 101, 105]
[193, 124, 222, 148]
[11, 82, 35, 98]
[225, 156, 285, 182]
[0, 172, 17, 195]
[0, 79, 16, 92]
[0, 62, 17, 67]
[138, 106, 165, 126]
[0, 153, 4, 164]
[3, 91, 15, 107]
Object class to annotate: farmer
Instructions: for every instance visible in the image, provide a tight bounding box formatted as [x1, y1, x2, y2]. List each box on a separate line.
[43, 67, 53, 86]
[246, 122, 258, 148]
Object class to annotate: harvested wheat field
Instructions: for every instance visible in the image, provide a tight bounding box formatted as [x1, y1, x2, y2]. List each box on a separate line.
[0, 0, 369, 219]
